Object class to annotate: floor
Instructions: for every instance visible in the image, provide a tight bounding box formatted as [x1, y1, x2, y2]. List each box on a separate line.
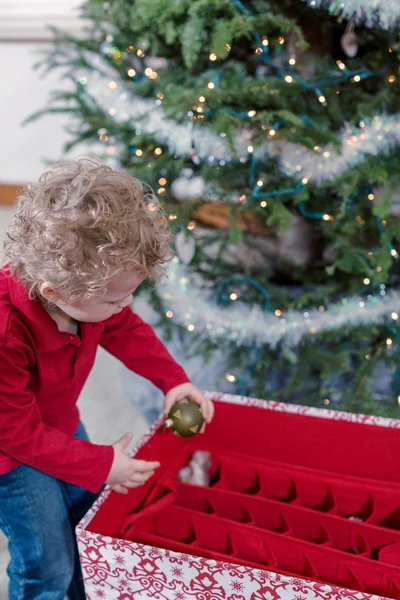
[0, 206, 149, 597]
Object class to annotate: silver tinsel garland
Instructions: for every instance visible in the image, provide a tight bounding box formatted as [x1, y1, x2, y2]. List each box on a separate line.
[303, 0, 400, 28]
[280, 115, 400, 183]
[158, 259, 399, 348]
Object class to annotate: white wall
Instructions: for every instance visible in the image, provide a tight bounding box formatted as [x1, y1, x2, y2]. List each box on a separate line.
[0, 42, 75, 183]
[0, 1, 82, 183]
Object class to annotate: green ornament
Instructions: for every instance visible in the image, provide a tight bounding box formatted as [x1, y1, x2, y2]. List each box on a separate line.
[165, 398, 204, 438]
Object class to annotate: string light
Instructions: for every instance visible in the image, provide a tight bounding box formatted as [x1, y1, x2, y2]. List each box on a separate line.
[289, 57, 296, 65]
[169, 214, 177, 220]
[318, 95, 326, 103]
[257, 180, 264, 186]
[279, 37, 285, 44]
[386, 338, 393, 346]
[199, 96, 205, 102]
[368, 193, 375, 200]
[158, 187, 166, 194]
[275, 309, 282, 317]
[148, 202, 156, 211]
[225, 374, 236, 382]
[154, 147, 163, 155]
[159, 177, 167, 185]
[285, 75, 293, 83]
[391, 249, 398, 257]
[248, 110, 257, 117]
[255, 47, 263, 55]
[389, 75, 396, 82]
[260, 200, 267, 207]
[363, 278, 370, 285]
[127, 68, 136, 77]
[262, 38, 269, 46]
[108, 80, 117, 89]
[135, 149, 143, 156]
[324, 399, 330, 405]
[209, 53, 217, 61]
[392, 312, 399, 320]
[207, 82, 215, 89]
[108, 108, 116, 116]
[166, 310, 173, 318]
[187, 221, 196, 230]
[137, 49, 145, 57]
[188, 324, 195, 331]
[230, 293, 238, 300]
[354, 75, 361, 82]
[269, 129, 276, 136]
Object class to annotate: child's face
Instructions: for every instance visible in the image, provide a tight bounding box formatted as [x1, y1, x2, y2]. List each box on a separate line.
[51, 270, 145, 323]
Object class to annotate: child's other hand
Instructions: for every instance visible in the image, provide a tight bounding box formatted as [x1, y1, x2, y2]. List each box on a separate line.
[107, 433, 160, 494]
[163, 382, 215, 430]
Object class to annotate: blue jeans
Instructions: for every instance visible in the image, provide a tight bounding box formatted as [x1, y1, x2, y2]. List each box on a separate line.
[0, 423, 99, 600]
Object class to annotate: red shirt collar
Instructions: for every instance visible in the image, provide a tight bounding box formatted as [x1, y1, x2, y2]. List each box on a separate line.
[6, 270, 79, 353]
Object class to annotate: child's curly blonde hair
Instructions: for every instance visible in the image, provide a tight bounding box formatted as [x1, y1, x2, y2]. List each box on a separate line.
[3, 157, 172, 302]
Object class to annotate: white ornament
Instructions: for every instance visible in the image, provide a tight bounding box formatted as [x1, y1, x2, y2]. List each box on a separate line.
[175, 230, 196, 264]
[340, 31, 358, 57]
[171, 174, 205, 200]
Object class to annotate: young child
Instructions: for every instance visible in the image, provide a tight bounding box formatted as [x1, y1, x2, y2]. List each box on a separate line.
[0, 156, 214, 600]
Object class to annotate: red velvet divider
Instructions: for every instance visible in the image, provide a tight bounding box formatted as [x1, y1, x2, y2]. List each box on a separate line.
[123, 504, 400, 597]
[88, 400, 400, 598]
[174, 482, 400, 559]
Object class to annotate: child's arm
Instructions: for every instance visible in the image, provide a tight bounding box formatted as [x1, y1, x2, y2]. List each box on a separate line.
[99, 307, 214, 424]
[0, 332, 156, 493]
[99, 306, 191, 394]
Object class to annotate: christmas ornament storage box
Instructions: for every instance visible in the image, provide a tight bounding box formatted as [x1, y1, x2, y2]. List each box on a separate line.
[77, 392, 400, 600]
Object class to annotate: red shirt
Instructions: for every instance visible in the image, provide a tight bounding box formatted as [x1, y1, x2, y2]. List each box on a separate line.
[0, 269, 190, 492]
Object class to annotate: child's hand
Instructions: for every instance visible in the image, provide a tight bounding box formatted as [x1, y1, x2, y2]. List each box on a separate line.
[164, 383, 215, 430]
[107, 433, 160, 494]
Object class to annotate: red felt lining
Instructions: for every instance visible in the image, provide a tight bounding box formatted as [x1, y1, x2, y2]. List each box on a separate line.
[123, 504, 400, 596]
[88, 400, 400, 598]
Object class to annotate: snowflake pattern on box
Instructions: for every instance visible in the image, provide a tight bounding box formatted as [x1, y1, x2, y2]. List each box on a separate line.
[77, 393, 394, 600]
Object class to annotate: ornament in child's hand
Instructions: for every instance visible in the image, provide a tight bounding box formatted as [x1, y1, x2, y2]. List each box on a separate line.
[165, 398, 204, 437]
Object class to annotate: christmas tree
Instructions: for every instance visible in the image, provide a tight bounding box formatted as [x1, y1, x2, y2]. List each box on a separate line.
[29, 0, 400, 416]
